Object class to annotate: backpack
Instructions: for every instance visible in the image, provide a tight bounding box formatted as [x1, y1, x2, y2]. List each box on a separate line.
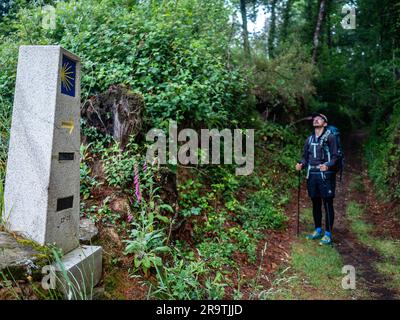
[309, 125, 345, 181]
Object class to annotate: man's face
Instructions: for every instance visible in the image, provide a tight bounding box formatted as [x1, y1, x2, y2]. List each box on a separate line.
[313, 116, 327, 127]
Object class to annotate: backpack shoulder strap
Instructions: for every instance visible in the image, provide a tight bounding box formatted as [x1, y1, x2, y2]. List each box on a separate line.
[320, 129, 331, 146]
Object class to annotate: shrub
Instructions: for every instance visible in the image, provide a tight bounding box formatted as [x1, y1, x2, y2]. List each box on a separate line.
[240, 189, 288, 232]
[151, 249, 226, 299]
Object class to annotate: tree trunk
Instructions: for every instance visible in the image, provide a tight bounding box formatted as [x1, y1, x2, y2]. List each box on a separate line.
[268, 0, 277, 58]
[281, 0, 293, 42]
[81, 85, 145, 149]
[240, 0, 251, 58]
[312, 0, 328, 64]
[303, 0, 315, 43]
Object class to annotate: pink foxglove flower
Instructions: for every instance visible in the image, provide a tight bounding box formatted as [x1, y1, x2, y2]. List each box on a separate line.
[127, 213, 133, 223]
[134, 163, 142, 203]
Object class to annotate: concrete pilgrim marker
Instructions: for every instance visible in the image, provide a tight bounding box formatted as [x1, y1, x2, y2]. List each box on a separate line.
[3, 45, 102, 296]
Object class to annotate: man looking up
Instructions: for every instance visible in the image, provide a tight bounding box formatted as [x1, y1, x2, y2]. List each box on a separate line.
[295, 113, 339, 245]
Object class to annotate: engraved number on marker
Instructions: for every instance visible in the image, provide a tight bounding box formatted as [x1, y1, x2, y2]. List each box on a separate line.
[60, 215, 71, 224]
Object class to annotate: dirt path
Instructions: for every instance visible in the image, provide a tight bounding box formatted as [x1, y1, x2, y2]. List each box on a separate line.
[333, 130, 398, 299]
[294, 129, 399, 299]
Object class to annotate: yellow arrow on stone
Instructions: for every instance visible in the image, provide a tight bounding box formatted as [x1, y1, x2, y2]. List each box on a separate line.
[61, 120, 74, 134]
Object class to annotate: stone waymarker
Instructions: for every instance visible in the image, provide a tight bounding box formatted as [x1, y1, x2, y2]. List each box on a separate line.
[3, 45, 102, 297]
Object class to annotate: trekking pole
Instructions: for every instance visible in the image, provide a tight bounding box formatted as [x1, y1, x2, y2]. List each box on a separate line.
[297, 169, 301, 237]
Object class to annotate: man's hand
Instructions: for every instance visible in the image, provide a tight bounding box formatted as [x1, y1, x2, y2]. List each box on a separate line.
[319, 164, 329, 171]
[295, 163, 303, 171]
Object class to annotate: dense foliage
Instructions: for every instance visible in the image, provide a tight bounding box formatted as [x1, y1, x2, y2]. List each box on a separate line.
[1, 0, 399, 299]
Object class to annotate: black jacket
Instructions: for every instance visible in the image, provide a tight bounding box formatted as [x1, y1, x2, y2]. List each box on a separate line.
[300, 127, 339, 170]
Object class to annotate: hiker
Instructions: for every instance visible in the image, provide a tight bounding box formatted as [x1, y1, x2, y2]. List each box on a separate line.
[295, 113, 339, 245]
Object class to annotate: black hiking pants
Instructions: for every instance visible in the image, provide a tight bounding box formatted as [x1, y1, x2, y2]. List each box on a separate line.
[311, 197, 334, 232]
[307, 171, 336, 232]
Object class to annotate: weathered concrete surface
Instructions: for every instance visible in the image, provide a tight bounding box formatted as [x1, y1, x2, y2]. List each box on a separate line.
[0, 232, 40, 277]
[53, 245, 102, 299]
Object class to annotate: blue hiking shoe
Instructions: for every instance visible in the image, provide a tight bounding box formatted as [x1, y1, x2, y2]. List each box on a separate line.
[319, 234, 332, 246]
[306, 229, 323, 240]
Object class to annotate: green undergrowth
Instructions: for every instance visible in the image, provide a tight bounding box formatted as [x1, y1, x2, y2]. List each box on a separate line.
[90, 118, 302, 300]
[155, 120, 301, 299]
[366, 102, 400, 203]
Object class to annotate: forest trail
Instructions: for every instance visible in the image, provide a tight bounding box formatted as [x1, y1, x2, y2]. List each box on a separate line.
[277, 129, 400, 300]
[332, 130, 399, 299]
